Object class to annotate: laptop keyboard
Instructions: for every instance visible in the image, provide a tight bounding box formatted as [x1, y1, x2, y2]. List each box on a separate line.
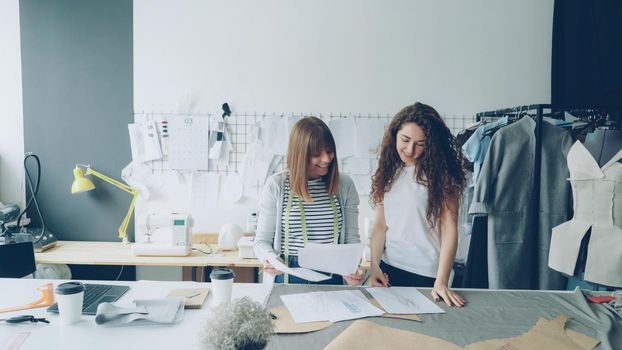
[82, 284, 113, 309]
[47, 283, 129, 315]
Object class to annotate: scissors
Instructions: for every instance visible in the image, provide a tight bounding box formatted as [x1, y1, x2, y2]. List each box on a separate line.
[0, 315, 50, 324]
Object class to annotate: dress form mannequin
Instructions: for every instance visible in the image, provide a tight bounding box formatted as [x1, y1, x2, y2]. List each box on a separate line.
[573, 122, 622, 284]
[582, 124, 622, 166]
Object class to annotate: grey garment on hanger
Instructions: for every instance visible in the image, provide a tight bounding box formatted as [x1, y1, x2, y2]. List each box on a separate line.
[470, 117, 573, 290]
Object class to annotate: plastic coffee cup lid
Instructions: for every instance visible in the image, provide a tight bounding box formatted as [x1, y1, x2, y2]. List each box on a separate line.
[210, 268, 235, 280]
[56, 281, 85, 295]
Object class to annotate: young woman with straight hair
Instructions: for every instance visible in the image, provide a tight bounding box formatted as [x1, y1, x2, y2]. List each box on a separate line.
[254, 117, 364, 285]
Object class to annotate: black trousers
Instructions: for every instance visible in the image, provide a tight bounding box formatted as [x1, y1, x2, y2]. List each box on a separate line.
[380, 260, 435, 287]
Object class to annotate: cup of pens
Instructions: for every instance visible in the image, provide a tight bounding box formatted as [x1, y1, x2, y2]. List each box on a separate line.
[210, 268, 235, 306]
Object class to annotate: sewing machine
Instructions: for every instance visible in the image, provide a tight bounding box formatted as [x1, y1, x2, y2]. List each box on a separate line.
[131, 213, 192, 257]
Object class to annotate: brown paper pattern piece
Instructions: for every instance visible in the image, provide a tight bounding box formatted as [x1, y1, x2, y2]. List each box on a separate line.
[271, 305, 332, 334]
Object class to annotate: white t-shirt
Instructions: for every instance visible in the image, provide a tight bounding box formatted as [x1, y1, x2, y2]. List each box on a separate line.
[382, 166, 441, 278]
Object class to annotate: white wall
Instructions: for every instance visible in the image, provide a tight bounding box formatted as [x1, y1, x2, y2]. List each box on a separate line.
[134, 0, 554, 234]
[0, 0, 25, 208]
[0, 0, 556, 217]
[134, 0, 553, 116]
[0, 0, 555, 281]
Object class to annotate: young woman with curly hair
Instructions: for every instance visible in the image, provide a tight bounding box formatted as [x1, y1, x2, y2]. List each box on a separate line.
[369, 102, 467, 307]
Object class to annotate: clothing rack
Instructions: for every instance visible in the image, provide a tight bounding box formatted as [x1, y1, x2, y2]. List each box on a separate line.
[473, 105, 617, 289]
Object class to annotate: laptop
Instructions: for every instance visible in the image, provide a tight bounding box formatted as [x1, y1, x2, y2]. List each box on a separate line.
[47, 284, 130, 315]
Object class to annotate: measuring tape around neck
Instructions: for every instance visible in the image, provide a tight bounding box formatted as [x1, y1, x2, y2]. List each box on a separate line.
[283, 180, 339, 284]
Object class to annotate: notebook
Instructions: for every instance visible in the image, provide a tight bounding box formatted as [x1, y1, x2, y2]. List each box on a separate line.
[47, 284, 130, 315]
[166, 288, 209, 309]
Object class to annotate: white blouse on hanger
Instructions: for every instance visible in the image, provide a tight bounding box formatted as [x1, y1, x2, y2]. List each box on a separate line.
[549, 140, 622, 287]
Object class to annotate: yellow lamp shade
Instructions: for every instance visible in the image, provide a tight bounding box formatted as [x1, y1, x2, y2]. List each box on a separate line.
[71, 167, 95, 193]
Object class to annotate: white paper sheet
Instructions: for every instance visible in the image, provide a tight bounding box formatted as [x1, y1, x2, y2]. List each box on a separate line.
[128, 121, 163, 163]
[260, 117, 288, 156]
[217, 131, 233, 165]
[267, 154, 283, 176]
[366, 287, 445, 314]
[280, 290, 384, 323]
[191, 172, 219, 210]
[222, 173, 243, 204]
[346, 157, 372, 175]
[351, 174, 372, 195]
[267, 256, 331, 282]
[168, 115, 209, 171]
[208, 116, 223, 160]
[355, 119, 386, 157]
[298, 243, 363, 276]
[239, 145, 274, 200]
[208, 117, 233, 165]
[208, 139, 223, 159]
[122, 161, 163, 200]
[328, 118, 357, 159]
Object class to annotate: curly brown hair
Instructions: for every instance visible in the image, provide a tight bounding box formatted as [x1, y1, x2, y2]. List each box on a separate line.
[371, 102, 466, 228]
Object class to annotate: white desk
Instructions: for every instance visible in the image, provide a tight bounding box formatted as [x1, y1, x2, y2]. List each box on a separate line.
[5, 280, 618, 350]
[34, 241, 263, 268]
[0, 278, 272, 350]
[34, 241, 370, 282]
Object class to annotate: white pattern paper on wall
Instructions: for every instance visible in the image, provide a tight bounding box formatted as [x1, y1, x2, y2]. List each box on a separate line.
[260, 117, 289, 156]
[329, 118, 357, 159]
[355, 119, 387, 158]
[239, 146, 276, 200]
[192, 172, 220, 211]
[168, 115, 209, 171]
[128, 120, 163, 163]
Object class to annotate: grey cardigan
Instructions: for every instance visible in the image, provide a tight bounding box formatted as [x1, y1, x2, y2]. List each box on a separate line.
[253, 171, 360, 263]
[469, 117, 572, 290]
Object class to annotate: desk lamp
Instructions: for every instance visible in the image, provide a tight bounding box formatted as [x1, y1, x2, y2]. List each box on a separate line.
[71, 165, 138, 244]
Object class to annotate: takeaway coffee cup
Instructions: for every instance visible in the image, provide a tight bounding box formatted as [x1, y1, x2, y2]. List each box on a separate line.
[210, 268, 235, 306]
[55, 281, 85, 325]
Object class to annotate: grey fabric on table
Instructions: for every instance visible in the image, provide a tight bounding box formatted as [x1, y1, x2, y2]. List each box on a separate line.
[265, 284, 621, 350]
[95, 299, 184, 326]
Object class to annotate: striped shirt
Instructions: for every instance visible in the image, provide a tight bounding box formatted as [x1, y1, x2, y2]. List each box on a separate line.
[280, 177, 343, 256]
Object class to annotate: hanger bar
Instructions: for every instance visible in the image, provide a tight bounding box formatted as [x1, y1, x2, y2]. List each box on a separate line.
[476, 104, 552, 119]
[476, 105, 622, 122]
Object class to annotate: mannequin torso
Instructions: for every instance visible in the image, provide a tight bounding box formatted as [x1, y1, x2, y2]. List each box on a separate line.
[582, 128, 622, 166]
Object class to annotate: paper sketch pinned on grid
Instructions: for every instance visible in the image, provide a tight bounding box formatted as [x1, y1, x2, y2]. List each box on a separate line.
[238, 117, 289, 200]
[239, 145, 277, 200]
[191, 172, 220, 211]
[208, 116, 233, 165]
[259, 116, 289, 156]
[168, 115, 209, 171]
[128, 120, 163, 163]
[122, 161, 165, 200]
[222, 173, 244, 204]
[344, 157, 371, 175]
[328, 117, 357, 159]
[355, 119, 386, 158]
